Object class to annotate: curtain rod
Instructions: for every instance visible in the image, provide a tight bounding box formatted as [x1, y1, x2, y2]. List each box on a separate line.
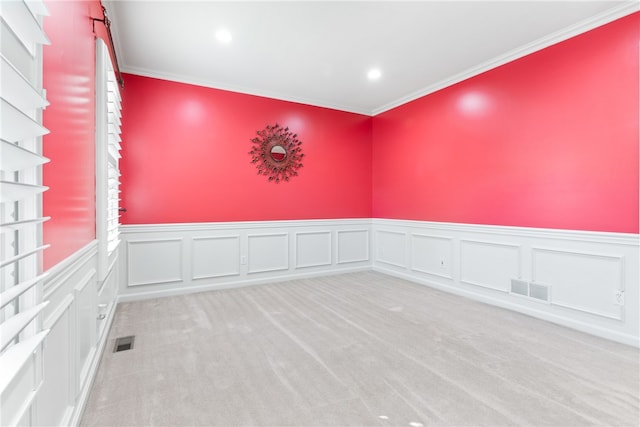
[92, 5, 125, 89]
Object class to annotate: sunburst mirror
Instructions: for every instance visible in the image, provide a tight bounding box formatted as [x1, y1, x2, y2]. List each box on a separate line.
[249, 123, 304, 183]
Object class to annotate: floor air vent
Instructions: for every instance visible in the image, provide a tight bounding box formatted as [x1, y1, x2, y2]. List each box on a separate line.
[510, 279, 551, 303]
[113, 336, 135, 353]
[510, 279, 529, 296]
[529, 283, 550, 302]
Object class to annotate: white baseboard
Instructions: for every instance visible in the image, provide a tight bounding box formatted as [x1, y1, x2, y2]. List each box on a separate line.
[118, 265, 371, 302]
[372, 219, 639, 347]
[374, 265, 639, 348]
[118, 219, 373, 301]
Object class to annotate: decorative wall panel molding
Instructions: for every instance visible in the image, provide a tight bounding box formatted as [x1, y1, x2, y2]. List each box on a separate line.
[117, 218, 638, 346]
[532, 247, 624, 320]
[460, 240, 521, 292]
[119, 219, 372, 301]
[295, 231, 332, 268]
[37, 241, 117, 427]
[127, 238, 184, 286]
[337, 229, 370, 264]
[191, 235, 241, 280]
[248, 233, 289, 274]
[375, 229, 407, 268]
[410, 234, 454, 279]
[40, 296, 73, 427]
[372, 219, 639, 347]
[74, 269, 98, 392]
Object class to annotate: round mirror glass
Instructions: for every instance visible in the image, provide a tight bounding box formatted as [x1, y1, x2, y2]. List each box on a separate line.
[270, 145, 287, 162]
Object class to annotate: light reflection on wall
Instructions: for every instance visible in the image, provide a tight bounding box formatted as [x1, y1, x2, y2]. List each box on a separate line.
[458, 91, 491, 117]
[180, 99, 206, 123]
[282, 114, 305, 134]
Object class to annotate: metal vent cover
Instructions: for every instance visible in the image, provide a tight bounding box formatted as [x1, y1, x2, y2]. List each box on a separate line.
[529, 283, 550, 302]
[113, 336, 135, 353]
[510, 279, 529, 296]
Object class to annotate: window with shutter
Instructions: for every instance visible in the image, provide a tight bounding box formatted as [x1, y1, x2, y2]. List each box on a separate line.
[96, 38, 122, 286]
[0, 1, 51, 424]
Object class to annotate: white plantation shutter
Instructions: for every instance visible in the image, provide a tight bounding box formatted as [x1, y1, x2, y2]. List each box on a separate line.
[96, 38, 122, 282]
[106, 70, 122, 254]
[0, 0, 50, 423]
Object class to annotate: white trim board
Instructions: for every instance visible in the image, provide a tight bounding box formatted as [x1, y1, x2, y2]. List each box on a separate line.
[118, 219, 373, 301]
[371, 218, 639, 347]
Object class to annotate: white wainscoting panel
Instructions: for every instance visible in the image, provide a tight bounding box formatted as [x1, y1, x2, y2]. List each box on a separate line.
[248, 233, 289, 274]
[119, 220, 372, 301]
[337, 229, 370, 264]
[533, 248, 624, 320]
[295, 231, 332, 268]
[127, 238, 183, 286]
[460, 240, 521, 292]
[74, 270, 97, 393]
[372, 219, 639, 347]
[117, 219, 638, 346]
[3, 346, 39, 426]
[97, 259, 118, 339]
[375, 230, 407, 268]
[36, 241, 118, 426]
[192, 236, 240, 280]
[39, 296, 74, 426]
[410, 234, 454, 279]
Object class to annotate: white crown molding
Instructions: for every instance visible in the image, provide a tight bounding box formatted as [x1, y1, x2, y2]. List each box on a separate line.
[118, 65, 372, 116]
[371, 2, 639, 116]
[108, 2, 637, 116]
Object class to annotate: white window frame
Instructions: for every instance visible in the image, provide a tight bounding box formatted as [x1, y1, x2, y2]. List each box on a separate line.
[95, 38, 122, 285]
[0, 1, 51, 425]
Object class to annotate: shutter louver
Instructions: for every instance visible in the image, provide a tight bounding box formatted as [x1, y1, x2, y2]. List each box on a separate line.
[0, 0, 51, 413]
[104, 51, 122, 256]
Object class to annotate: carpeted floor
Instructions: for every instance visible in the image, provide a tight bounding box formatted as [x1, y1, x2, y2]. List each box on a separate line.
[81, 271, 639, 426]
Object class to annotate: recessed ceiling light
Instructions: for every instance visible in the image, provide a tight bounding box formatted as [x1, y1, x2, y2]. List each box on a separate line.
[367, 68, 382, 80]
[215, 29, 232, 44]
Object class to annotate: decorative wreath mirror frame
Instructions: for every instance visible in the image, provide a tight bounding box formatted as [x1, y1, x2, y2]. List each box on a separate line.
[249, 123, 304, 183]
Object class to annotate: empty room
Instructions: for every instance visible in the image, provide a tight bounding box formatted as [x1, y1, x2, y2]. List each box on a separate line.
[1, 1, 639, 426]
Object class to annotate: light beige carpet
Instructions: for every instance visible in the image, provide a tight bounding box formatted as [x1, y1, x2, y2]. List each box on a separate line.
[81, 271, 639, 426]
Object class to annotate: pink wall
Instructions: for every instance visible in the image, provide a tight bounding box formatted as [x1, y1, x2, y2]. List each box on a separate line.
[372, 13, 639, 233]
[43, 8, 638, 251]
[43, 1, 115, 270]
[119, 74, 372, 224]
